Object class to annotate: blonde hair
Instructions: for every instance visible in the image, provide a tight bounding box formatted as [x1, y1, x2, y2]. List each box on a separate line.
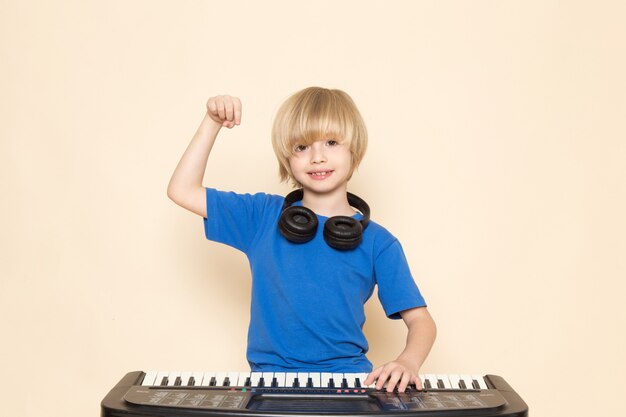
[271, 87, 368, 187]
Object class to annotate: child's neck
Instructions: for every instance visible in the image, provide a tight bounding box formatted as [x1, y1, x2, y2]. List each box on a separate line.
[301, 186, 356, 217]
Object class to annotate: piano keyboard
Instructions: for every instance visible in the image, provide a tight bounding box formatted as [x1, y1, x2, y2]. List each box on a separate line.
[102, 371, 529, 416]
[140, 371, 489, 391]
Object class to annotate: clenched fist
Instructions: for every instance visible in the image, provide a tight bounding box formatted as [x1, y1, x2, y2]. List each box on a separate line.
[206, 95, 242, 129]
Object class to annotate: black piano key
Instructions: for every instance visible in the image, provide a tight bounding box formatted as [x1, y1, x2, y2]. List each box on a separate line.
[258, 377, 265, 387]
[188, 377, 196, 386]
[327, 378, 335, 388]
[306, 378, 313, 388]
[459, 380, 467, 389]
[293, 378, 300, 388]
[341, 378, 349, 388]
[472, 379, 480, 389]
[209, 377, 217, 386]
[437, 379, 444, 389]
[244, 377, 252, 387]
[174, 377, 182, 386]
[223, 377, 230, 387]
[354, 378, 362, 388]
[160, 376, 169, 386]
[424, 379, 432, 389]
[271, 377, 279, 388]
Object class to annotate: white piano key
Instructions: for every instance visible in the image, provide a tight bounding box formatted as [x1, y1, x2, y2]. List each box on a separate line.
[214, 372, 228, 386]
[425, 374, 438, 389]
[297, 372, 309, 387]
[237, 371, 251, 387]
[448, 374, 461, 389]
[473, 374, 488, 389]
[273, 372, 286, 387]
[419, 374, 426, 388]
[191, 371, 204, 386]
[333, 373, 344, 388]
[201, 371, 215, 386]
[321, 372, 333, 388]
[167, 371, 181, 386]
[437, 374, 452, 389]
[344, 373, 357, 388]
[141, 371, 158, 386]
[460, 374, 474, 389]
[155, 371, 170, 386]
[285, 372, 298, 387]
[180, 371, 192, 386]
[356, 373, 374, 388]
[226, 372, 240, 387]
[310, 372, 321, 387]
[262, 372, 274, 387]
[250, 372, 262, 387]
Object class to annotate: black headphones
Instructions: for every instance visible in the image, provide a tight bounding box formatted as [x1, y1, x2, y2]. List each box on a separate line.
[277, 189, 370, 250]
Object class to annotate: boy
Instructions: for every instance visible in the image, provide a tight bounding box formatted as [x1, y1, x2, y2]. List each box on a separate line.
[167, 87, 436, 393]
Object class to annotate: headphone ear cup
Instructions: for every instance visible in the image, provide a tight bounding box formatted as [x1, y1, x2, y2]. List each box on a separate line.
[278, 206, 319, 243]
[323, 216, 363, 250]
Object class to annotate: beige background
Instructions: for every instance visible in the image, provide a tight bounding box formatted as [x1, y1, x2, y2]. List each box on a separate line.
[1, 1, 624, 416]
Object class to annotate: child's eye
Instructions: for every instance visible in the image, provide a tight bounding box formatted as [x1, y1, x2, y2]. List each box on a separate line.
[294, 144, 308, 152]
[327, 139, 339, 146]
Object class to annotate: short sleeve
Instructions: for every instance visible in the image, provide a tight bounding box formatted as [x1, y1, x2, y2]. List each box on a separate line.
[374, 239, 427, 319]
[203, 188, 273, 253]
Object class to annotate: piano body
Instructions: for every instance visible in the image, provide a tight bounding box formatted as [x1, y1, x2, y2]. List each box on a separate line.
[101, 371, 528, 417]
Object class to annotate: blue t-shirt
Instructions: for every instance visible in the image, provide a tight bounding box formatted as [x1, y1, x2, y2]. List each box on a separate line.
[203, 188, 426, 372]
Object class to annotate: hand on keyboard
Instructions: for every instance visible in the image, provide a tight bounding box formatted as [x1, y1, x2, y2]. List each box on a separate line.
[364, 359, 423, 393]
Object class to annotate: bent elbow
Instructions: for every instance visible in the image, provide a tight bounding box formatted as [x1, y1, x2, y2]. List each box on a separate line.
[167, 183, 188, 208]
[431, 319, 438, 341]
[166, 183, 179, 203]
[166, 184, 207, 218]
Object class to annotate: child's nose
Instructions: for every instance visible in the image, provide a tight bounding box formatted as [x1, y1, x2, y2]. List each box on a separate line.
[310, 144, 327, 163]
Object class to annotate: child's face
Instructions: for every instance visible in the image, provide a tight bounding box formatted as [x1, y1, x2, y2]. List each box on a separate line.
[288, 138, 352, 194]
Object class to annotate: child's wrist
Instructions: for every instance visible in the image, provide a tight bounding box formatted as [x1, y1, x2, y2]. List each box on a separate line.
[202, 113, 223, 131]
[396, 353, 419, 368]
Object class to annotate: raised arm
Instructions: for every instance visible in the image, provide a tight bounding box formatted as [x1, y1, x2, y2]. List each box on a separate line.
[167, 95, 242, 217]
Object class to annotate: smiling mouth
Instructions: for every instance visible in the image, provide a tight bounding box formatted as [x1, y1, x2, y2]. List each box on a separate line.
[308, 170, 334, 179]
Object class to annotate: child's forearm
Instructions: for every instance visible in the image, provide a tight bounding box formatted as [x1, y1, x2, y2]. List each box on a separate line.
[167, 114, 222, 217]
[397, 311, 437, 370]
[365, 307, 436, 392]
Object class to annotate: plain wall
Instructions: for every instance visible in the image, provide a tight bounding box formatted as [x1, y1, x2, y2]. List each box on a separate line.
[1, 1, 624, 416]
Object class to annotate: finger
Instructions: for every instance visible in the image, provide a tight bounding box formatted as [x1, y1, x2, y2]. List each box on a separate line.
[207, 98, 217, 115]
[224, 96, 235, 122]
[233, 97, 242, 125]
[364, 368, 381, 386]
[386, 371, 402, 393]
[397, 372, 412, 393]
[376, 368, 392, 391]
[413, 375, 423, 390]
[216, 96, 227, 120]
